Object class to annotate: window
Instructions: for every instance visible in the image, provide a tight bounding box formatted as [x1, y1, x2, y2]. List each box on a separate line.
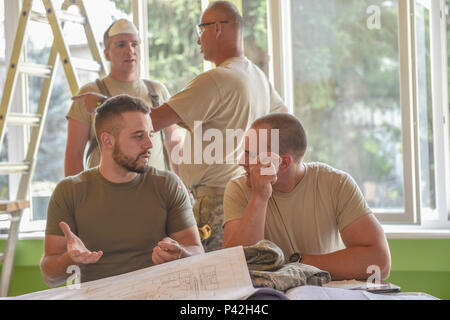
[415, 0, 436, 215]
[242, 0, 269, 76]
[445, 0, 450, 221]
[290, 0, 404, 211]
[146, 0, 203, 95]
[270, 0, 450, 227]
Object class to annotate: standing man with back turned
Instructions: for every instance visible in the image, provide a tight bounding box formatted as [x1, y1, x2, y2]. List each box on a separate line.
[146, 1, 288, 251]
[65, 19, 182, 177]
[83, 2, 287, 252]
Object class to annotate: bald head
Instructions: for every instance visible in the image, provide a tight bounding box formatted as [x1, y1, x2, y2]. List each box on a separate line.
[251, 113, 308, 162]
[205, 1, 243, 31]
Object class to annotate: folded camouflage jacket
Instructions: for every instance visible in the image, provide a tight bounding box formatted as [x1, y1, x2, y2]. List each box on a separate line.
[243, 240, 331, 291]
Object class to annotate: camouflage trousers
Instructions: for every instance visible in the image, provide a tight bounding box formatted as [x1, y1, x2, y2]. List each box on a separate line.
[191, 186, 225, 252]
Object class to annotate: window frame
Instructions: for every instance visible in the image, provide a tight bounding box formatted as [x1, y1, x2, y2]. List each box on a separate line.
[268, 0, 450, 227]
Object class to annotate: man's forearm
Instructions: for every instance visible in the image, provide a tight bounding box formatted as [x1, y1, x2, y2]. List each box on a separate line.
[223, 196, 268, 248]
[151, 104, 181, 132]
[64, 150, 85, 177]
[302, 245, 391, 281]
[40, 252, 77, 287]
[163, 126, 182, 174]
[180, 244, 204, 258]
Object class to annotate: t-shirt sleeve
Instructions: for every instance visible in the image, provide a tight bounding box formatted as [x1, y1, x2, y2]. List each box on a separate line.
[269, 81, 287, 113]
[165, 72, 221, 131]
[333, 172, 372, 231]
[45, 179, 78, 237]
[223, 179, 250, 225]
[164, 172, 197, 235]
[66, 83, 99, 125]
[146, 80, 171, 105]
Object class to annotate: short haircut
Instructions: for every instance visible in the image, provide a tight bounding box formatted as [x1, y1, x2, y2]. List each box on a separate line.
[95, 94, 150, 147]
[251, 113, 308, 161]
[207, 1, 243, 29]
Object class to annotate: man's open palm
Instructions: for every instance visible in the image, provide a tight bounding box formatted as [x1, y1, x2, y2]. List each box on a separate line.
[59, 222, 103, 265]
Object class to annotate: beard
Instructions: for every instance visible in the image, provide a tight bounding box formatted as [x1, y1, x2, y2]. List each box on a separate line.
[112, 143, 151, 174]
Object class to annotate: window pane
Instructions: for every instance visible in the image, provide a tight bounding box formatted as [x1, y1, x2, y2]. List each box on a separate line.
[291, 0, 404, 210]
[147, 0, 203, 95]
[0, 132, 8, 202]
[415, 0, 436, 211]
[242, 0, 269, 76]
[446, 0, 450, 221]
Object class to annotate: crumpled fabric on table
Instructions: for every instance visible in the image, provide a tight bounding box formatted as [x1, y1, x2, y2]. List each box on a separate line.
[244, 239, 285, 271]
[243, 240, 331, 291]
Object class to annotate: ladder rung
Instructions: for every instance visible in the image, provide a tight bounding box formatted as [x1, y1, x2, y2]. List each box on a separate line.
[18, 63, 53, 78]
[0, 200, 30, 212]
[30, 10, 86, 25]
[0, 162, 31, 174]
[30, 10, 48, 24]
[6, 113, 41, 126]
[56, 9, 87, 25]
[72, 57, 102, 73]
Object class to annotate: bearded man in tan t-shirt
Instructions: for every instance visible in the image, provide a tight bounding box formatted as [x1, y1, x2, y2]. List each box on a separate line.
[222, 113, 391, 281]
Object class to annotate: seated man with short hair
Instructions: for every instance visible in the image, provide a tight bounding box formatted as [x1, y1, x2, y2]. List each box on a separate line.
[223, 113, 391, 280]
[41, 95, 203, 286]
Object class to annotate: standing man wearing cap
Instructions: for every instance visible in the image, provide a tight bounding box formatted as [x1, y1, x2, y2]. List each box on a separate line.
[147, 1, 288, 252]
[65, 19, 182, 177]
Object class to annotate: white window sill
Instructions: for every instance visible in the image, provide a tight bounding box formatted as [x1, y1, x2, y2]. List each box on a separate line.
[383, 224, 450, 239]
[3, 226, 450, 241]
[0, 219, 46, 240]
[0, 231, 45, 241]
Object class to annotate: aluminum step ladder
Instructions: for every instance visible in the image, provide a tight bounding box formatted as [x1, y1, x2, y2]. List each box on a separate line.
[0, 200, 30, 297]
[0, 0, 107, 297]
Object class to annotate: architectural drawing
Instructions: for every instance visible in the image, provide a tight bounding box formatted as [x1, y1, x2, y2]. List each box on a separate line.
[11, 246, 256, 300]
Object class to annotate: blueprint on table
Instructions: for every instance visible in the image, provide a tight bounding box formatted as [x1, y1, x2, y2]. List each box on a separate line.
[13, 246, 256, 300]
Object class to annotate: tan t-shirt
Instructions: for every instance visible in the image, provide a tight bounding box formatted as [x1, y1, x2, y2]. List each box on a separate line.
[45, 167, 196, 282]
[166, 56, 286, 189]
[223, 162, 372, 259]
[66, 76, 170, 170]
